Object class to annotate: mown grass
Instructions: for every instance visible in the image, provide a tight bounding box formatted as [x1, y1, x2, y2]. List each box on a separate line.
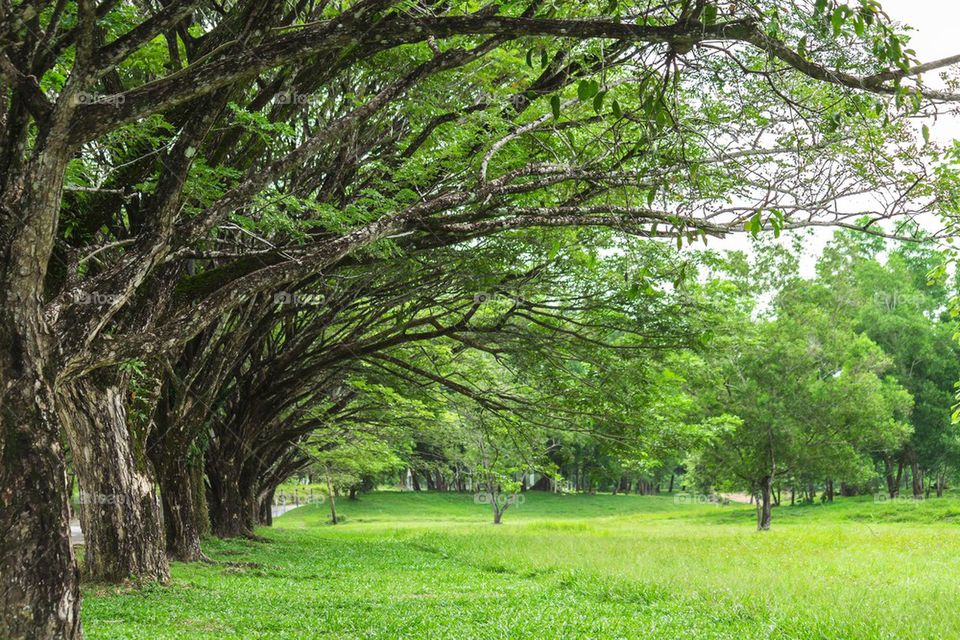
[82, 491, 960, 639]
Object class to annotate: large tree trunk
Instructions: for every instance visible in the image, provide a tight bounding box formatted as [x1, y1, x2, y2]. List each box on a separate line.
[206, 455, 260, 538]
[884, 456, 898, 498]
[207, 458, 249, 538]
[757, 476, 773, 531]
[1, 85, 85, 637]
[258, 487, 275, 526]
[58, 375, 169, 583]
[155, 456, 205, 562]
[0, 375, 82, 639]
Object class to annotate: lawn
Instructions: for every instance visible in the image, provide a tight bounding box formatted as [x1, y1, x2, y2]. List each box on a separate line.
[82, 491, 960, 639]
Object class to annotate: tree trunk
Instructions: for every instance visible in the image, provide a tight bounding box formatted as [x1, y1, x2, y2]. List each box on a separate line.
[911, 459, 923, 499]
[936, 475, 946, 498]
[884, 456, 898, 498]
[0, 375, 82, 639]
[207, 458, 249, 538]
[410, 469, 421, 492]
[258, 487, 275, 526]
[490, 490, 504, 524]
[327, 475, 338, 524]
[156, 456, 205, 561]
[757, 476, 773, 531]
[668, 473, 675, 492]
[57, 375, 169, 583]
[825, 479, 834, 503]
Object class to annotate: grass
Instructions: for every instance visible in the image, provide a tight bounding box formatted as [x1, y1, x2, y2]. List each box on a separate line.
[82, 491, 960, 639]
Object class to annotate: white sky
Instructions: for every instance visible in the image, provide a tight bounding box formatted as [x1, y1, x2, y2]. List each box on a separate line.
[708, 1, 959, 275]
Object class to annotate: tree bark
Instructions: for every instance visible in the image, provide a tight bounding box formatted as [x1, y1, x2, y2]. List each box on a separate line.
[327, 475, 338, 524]
[757, 476, 773, 531]
[0, 94, 85, 637]
[884, 456, 899, 498]
[155, 456, 205, 562]
[207, 458, 249, 538]
[0, 375, 82, 639]
[57, 375, 169, 583]
[911, 458, 923, 499]
[258, 487, 275, 526]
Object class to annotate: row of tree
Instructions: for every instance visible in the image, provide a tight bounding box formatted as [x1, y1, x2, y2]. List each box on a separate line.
[291, 233, 960, 533]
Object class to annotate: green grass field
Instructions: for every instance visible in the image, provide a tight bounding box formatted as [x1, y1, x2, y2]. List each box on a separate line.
[82, 491, 960, 639]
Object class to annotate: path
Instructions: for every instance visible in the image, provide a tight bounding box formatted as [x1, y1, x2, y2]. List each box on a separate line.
[69, 503, 305, 546]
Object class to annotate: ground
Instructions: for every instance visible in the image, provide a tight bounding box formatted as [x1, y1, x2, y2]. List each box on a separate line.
[82, 491, 960, 639]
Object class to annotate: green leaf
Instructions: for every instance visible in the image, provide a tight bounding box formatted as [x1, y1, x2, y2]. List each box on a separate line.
[703, 4, 718, 25]
[593, 90, 606, 113]
[922, 124, 931, 144]
[540, 49, 549, 68]
[746, 211, 762, 238]
[831, 7, 844, 36]
[611, 99, 623, 118]
[577, 80, 597, 102]
[525, 48, 534, 67]
[550, 95, 561, 119]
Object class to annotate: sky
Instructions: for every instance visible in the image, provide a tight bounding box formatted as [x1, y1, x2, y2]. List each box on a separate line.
[708, 1, 960, 275]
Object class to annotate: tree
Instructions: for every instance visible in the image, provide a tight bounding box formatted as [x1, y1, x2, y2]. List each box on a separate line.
[814, 233, 960, 497]
[696, 252, 913, 530]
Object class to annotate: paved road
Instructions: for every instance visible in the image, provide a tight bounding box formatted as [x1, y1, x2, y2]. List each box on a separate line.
[69, 503, 305, 546]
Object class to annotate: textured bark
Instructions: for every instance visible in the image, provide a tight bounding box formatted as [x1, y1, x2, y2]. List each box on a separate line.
[0, 79, 84, 637]
[156, 457, 205, 562]
[757, 476, 773, 531]
[207, 468, 247, 538]
[884, 456, 899, 498]
[206, 457, 259, 538]
[57, 375, 169, 583]
[327, 476, 339, 525]
[258, 488, 275, 526]
[0, 374, 82, 639]
[911, 458, 924, 499]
